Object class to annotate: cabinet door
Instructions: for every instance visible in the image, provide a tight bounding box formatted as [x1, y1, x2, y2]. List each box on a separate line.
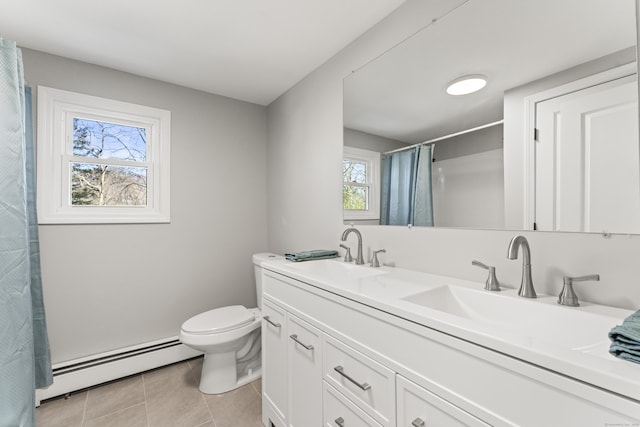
[397, 376, 489, 427]
[288, 313, 323, 427]
[262, 299, 288, 426]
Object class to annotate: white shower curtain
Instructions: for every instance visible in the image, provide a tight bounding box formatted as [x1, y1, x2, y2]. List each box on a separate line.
[0, 39, 53, 426]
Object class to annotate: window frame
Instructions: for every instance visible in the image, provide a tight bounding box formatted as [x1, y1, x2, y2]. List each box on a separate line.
[343, 146, 380, 221]
[37, 86, 171, 224]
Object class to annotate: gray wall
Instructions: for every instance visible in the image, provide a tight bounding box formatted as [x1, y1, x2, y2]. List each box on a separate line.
[23, 49, 268, 363]
[267, 0, 640, 311]
[344, 128, 407, 153]
[433, 124, 502, 162]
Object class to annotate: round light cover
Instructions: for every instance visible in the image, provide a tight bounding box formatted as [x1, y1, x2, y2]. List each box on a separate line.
[446, 74, 488, 96]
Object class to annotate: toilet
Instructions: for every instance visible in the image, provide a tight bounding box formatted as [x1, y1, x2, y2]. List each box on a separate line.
[179, 252, 282, 394]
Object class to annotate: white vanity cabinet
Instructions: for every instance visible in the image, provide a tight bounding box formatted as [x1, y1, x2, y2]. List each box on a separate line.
[262, 298, 323, 427]
[261, 267, 640, 427]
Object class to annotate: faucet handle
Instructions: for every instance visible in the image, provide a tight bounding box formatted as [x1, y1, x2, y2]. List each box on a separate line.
[339, 244, 353, 263]
[371, 249, 386, 268]
[472, 260, 501, 291]
[558, 274, 600, 307]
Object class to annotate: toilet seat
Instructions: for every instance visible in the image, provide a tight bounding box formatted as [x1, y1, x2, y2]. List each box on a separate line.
[181, 305, 255, 335]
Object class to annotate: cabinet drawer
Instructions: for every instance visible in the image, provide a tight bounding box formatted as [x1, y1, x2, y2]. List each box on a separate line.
[397, 375, 489, 427]
[323, 335, 395, 426]
[324, 382, 383, 427]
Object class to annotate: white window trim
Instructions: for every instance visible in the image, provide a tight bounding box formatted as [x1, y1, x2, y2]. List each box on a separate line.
[343, 146, 380, 221]
[37, 86, 171, 224]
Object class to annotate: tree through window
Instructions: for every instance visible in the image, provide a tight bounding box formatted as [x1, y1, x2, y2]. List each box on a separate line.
[71, 119, 148, 206]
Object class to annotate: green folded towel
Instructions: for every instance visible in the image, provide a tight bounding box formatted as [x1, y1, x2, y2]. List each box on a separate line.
[285, 250, 339, 262]
[608, 309, 640, 364]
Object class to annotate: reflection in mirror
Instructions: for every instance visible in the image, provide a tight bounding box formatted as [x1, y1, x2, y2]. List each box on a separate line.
[343, 0, 638, 234]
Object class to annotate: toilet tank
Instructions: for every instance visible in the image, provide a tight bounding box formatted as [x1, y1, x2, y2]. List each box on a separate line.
[252, 253, 283, 309]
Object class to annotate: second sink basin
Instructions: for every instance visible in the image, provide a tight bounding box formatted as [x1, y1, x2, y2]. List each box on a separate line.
[402, 285, 616, 351]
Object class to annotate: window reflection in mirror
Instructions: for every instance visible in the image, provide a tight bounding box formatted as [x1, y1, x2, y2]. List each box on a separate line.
[343, 146, 380, 222]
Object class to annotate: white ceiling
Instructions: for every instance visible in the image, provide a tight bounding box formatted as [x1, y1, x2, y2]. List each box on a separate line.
[0, 0, 405, 105]
[344, 0, 637, 143]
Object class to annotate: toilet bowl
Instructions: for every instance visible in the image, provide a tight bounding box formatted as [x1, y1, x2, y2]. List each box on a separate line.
[179, 252, 282, 394]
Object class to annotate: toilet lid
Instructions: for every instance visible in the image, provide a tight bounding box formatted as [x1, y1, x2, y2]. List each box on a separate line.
[182, 305, 255, 335]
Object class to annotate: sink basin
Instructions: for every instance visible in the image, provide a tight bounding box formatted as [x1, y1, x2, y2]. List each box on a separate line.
[283, 259, 388, 281]
[403, 285, 523, 321]
[402, 285, 616, 350]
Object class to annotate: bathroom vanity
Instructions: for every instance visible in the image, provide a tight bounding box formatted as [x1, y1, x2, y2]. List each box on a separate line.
[260, 259, 640, 426]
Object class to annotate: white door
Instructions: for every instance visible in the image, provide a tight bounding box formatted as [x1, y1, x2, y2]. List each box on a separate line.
[535, 74, 639, 233]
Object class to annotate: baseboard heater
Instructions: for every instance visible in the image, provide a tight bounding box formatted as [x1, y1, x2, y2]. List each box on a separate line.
[36, 336, 201, 405]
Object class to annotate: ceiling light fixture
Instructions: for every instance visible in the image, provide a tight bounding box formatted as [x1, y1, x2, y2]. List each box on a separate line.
[446, 74, 488, 96]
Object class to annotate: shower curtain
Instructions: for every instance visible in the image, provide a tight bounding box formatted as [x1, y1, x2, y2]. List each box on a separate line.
[0, 39, 53, 426]
[380, 145, 434, 226]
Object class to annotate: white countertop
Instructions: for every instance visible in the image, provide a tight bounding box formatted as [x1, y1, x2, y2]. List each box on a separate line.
[263, 258, 640, 403]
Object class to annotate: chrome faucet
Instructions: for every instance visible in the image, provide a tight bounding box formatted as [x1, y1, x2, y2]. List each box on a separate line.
[341, 227, 365, 265]
[507, 235, 536, 298]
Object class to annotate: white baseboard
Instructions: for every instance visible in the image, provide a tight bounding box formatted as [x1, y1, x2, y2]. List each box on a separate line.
[36, 337, 201, 406]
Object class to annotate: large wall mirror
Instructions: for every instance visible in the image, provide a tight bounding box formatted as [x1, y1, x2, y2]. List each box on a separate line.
[343, 0, 639, 234]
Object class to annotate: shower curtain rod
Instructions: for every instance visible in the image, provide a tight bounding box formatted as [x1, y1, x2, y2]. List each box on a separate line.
[383, 119, 504, 155]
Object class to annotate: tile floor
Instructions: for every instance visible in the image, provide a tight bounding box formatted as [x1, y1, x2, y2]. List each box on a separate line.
[36, 357, 263, 427]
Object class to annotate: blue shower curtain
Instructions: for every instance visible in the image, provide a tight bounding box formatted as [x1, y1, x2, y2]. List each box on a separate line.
[380, 145, 434, 226]
[0, 39, 53, 426]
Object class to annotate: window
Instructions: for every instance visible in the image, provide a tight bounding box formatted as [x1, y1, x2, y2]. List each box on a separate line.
[343, 146, 380, 221]
[37, 86, 171, 223]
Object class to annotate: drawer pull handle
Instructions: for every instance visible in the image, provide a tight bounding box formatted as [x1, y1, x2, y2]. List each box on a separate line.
[335, 416, 345, 427]
[289, 334, 314, 350]
[263, 316, 281, 328]
[412, 418, 426, 427]
[333, 365, 371, 391]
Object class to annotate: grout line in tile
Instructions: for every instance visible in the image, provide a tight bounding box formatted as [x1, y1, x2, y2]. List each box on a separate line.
[201, 394, 217, 427]
[84, 402, 147, 425]
[82, 402, 146, 426]
[189, 361, 217, 427]
[141, 374, 150, 427]
[187, 358, 200, 385]
[250, 380, 261, 397]
[82, 375, 146, 426]
[80, 389, 88, 426]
